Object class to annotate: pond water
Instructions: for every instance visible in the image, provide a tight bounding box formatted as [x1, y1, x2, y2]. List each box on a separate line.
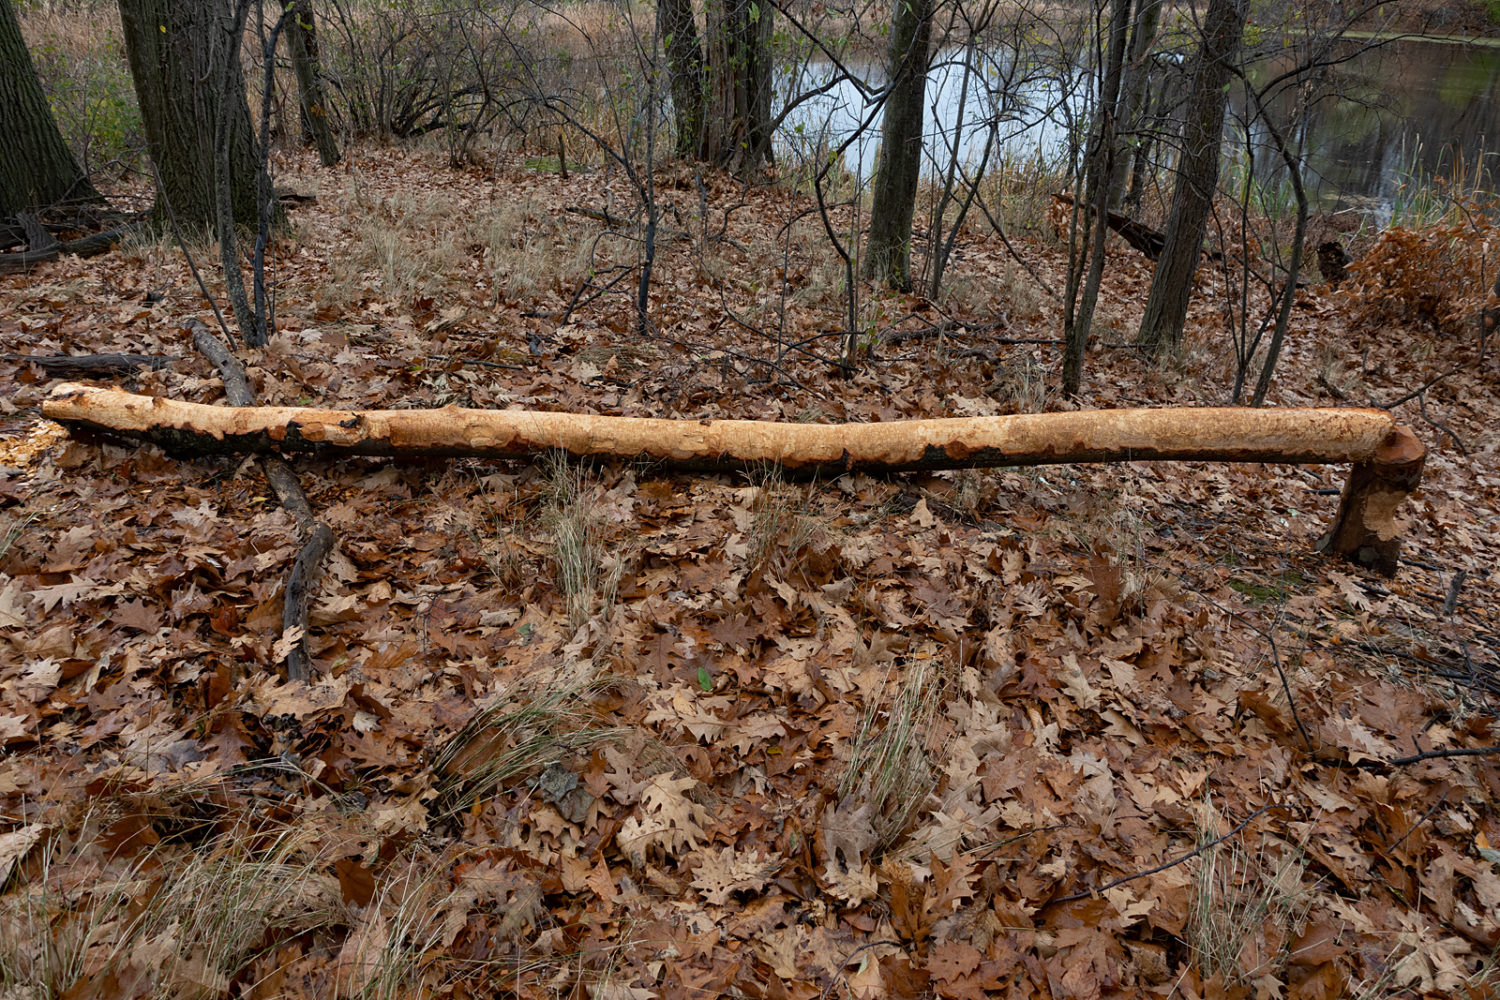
[776, 36, 1500, 222]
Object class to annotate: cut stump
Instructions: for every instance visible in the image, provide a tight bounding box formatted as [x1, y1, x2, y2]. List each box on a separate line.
[1318, 425, 1426, 577]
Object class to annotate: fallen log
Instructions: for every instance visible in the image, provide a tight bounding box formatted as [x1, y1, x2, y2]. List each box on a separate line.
[1052, 193, 1167, 260]
[41, 383, 1424, 575]
[3, 353, 178, 379]
[0, 224, 133, 274]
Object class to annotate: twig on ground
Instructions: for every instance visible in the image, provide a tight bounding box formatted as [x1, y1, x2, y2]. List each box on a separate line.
[1049, 803, 1290, 905]
[1385, 788, 1449, 855]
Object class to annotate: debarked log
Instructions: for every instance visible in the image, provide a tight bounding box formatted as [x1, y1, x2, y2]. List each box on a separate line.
[41, 383, 1425, 575]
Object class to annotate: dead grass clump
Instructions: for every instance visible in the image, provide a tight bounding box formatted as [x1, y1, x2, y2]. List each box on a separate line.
[741, 465, 819, 572]
[542, 453, 623, 630]
[482, 198, 590, 305]
[1186, 805, 1311, 989]
[986, 351, 1050, 413]
[334, 189, 467, 304]
[839, 654, 946, 852]
[0, 822, 339, 1000]
[432, 673, 622, 820]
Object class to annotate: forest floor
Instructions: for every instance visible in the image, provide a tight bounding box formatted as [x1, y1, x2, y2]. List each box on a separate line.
[1, 144, 1499, 1000]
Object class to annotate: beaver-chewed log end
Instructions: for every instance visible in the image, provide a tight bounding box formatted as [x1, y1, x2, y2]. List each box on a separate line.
[1318, 425, 1426, 577]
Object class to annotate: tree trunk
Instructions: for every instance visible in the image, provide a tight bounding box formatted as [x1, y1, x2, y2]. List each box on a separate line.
[659, 0, 707, 159]
[703, 0, 773, 174]
[1108, 0, 1162, 209]
[1135, 0, 1247, 355]
[285, 0, 339, 167]
[1063, 0, 1132, 398]
[117, 0, 263, 228]
[0, 0, 102, 219]
[863, 0, 935, 291]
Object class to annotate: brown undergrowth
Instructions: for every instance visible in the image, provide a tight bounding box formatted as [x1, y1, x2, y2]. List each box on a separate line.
[0, 143, 1498, 999]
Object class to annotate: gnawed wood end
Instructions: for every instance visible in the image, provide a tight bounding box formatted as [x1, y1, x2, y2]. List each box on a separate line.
[1318, 425, 1426, 577]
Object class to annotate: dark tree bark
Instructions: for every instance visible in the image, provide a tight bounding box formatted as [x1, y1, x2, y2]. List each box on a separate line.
[703, 0, 774, 173]
[0, 0, 102, 219]
[1108, 0, 1162, 209]
[863, 0, 934, 291]
[1063, 0, 1132, 398]
[656, 0, 771, 173]
[660, 0, 707, 159]
[117, 0, 263, 228]
[1135, 0, 1248, 355]
[285, 0, 339, 166]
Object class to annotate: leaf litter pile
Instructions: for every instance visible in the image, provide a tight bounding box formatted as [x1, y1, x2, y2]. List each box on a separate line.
[2, 146, 1499, 999]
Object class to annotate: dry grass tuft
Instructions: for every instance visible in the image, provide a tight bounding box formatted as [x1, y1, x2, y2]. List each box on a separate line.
[432, 673, 622, 821]
[839, 654, 945, 851]
[1187, 804, 1311, 988]
[542, 454, 623, 630]
[0, 821, 339, 1000]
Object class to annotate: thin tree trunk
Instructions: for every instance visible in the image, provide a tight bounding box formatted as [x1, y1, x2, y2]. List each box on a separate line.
[659, 0, 707, 159]
[1108, 0, 1161, 209]
[1249, 104, 1308, 406]
[863, 0, 935, 291]
[1135, 0, 1248, 355]
[0, 0, 102, 218]
[1064, 0, 1131, 398]
[285, 0, 339, 166]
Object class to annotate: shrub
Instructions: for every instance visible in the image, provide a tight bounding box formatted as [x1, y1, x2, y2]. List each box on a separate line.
[22, 11, 145, 176]
[1339, 209, 1500, 334]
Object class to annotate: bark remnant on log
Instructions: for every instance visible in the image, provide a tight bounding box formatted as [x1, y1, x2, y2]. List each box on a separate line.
[40, 383, 1424, 576]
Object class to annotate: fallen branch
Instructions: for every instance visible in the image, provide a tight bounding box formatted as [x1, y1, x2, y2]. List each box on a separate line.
[3, 353, 178, 379]
[1052, 193, 1164, 260]
[1387, 744, 1500, 767]
[41, 383, 1425, 576]
[0, 224, 134, 274]
[565, 205, 690, 243]
[188, 320, 334, 681]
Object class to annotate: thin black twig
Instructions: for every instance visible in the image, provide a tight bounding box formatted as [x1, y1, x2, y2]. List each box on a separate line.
[1387, 745, 1500, 767]
[1050, 803, 1290, 905]
[1267, 614, 1315, 752]
[1386, 789, 1449, 856]
[818, 940, 904, 1000]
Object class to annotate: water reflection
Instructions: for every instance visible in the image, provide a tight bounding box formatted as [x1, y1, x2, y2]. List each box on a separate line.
[1239, 40, 1500, 220]
[776, 36, 1500, 220]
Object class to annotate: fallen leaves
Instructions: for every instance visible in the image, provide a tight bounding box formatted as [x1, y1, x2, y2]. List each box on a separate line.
[0, 141, 1497, 1000]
